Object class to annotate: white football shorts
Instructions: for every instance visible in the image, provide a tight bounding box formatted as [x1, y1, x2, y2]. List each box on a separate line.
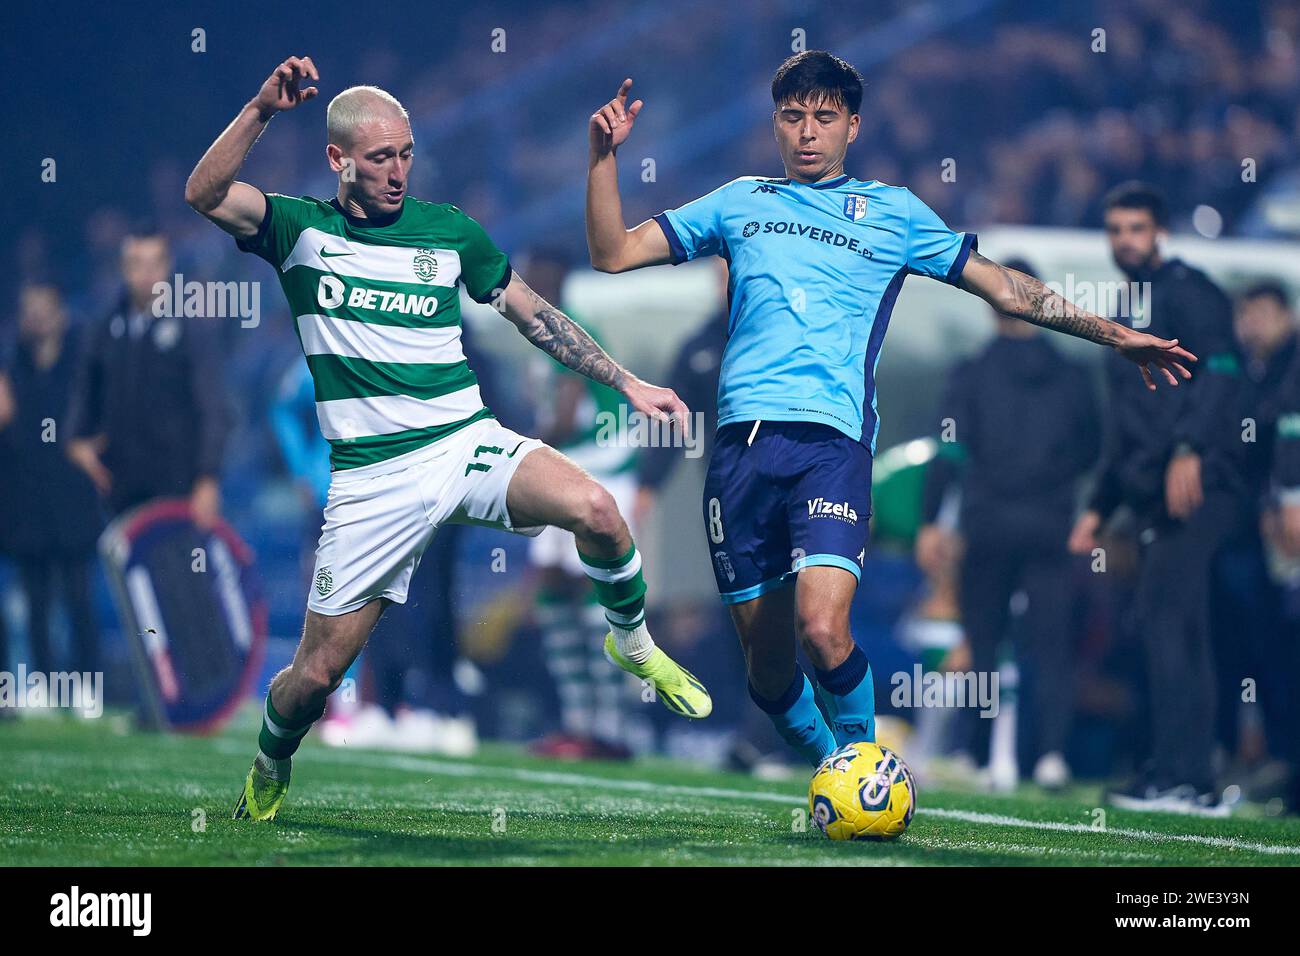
[308, 417, 544, 615]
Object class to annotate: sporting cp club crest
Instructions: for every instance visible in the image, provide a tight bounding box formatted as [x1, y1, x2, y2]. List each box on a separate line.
[413, 248, 439, 282]
[843, 194, 869, 222]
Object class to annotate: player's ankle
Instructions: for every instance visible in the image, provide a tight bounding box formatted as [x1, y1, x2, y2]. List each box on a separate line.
[255, 751, 291, 781]
[610, 618, 655, 663]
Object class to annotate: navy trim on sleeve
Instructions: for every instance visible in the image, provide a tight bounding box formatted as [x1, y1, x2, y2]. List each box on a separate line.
[653, 213, 689, 265]
[235, 191, 274, 253]
[944, 232, 978, 285]
[469, 259, 513, 304]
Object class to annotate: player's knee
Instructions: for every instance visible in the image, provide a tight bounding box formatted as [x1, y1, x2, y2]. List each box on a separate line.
[295, 657, 344, 705]
[573, 482, 624, 543]
[796, 610, 849, 660]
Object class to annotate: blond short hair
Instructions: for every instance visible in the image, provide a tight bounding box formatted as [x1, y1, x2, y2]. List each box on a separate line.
[326, 86, 410, 146]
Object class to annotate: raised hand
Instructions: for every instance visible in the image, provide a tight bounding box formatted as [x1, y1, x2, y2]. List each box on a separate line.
[254, 56, 320, 119]
[589, 78, 644, 156]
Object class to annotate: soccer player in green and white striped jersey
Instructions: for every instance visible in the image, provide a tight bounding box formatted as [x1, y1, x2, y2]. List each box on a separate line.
[186, 56, 711, 821]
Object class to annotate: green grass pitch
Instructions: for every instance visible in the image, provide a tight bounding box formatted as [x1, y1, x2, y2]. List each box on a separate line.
[3, 713, 1299, 866]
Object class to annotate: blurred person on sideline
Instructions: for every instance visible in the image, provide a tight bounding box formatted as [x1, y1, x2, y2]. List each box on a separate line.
[1214, 281, 1296, 775]
[1253, 285, 1300, 815]
[0, 339, 14, 690]
[65, 227, 230, 524]
[1070, 183, 1246, 816]
[919, 258, 1101, 791]
[0, 285, 103, 680]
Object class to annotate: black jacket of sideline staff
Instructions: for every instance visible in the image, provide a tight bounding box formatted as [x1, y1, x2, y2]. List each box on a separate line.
[1240, 332, 1297, 500]
[924, 334, 1100, 546]
[1, 327, 101, 555]
[1089, 258, 1246, 523]
[1264, 335, 1300, 496]
[66, 297, 229, 515]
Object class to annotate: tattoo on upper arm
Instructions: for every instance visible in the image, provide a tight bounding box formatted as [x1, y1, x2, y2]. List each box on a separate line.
[512, 284, 627, 390]
[961, 251, 1123, 346]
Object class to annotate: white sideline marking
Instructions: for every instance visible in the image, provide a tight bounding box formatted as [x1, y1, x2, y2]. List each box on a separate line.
[920, 807, 1300, 857]
[216, 741, 1300, 856]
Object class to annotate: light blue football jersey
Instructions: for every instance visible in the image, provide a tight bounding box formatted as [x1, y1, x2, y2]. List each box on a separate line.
[655, 175, 976, 452]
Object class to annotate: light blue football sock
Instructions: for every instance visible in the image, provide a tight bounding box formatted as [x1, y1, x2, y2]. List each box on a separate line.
[815, 645, 876, 746]
[749, 666, 838, 766]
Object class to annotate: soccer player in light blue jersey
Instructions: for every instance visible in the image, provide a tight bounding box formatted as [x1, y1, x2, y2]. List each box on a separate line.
[585, 51, 1196, 767]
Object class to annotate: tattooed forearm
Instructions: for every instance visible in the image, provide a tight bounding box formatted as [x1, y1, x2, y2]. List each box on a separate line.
[960, 251, 1124, 346]
[514, 285, 628, 390]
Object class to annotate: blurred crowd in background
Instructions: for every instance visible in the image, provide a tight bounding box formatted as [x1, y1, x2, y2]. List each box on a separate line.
[14, 0, 1300, 308]
[4, 0, 1300, 805]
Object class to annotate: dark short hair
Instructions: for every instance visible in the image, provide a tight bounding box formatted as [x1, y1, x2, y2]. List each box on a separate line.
[124, 218, 166, 240]
[771, 51, 864, 115]
[1242, 280, 1291, 310]
[1103, 181, 1167, 227]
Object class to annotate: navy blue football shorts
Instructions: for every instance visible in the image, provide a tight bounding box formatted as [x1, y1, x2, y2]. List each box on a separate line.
[702, 420, 873, 604]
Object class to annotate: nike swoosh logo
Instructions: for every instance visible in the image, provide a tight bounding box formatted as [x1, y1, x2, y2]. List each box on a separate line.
[506, 441, 527, 458]
[320, 247, 356, 258]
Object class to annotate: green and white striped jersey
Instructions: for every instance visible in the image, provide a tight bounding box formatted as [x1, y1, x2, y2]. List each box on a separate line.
[238, 193, 511, 470]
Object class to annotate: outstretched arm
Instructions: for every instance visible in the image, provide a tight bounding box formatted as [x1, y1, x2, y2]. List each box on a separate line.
[958, 250, 1196, 390]
[586, 78, 674, 273]
[185, 56, 320, 237]
[497, 272, 689, 429]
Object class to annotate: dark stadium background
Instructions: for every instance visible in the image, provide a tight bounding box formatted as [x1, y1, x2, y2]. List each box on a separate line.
[3, 0, 1300, 787]
[12, 0, 1298, 304]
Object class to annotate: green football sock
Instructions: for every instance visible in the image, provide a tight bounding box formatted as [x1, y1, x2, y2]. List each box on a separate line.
[257, 691, 319, 761]
[577, 543, 647, 631]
